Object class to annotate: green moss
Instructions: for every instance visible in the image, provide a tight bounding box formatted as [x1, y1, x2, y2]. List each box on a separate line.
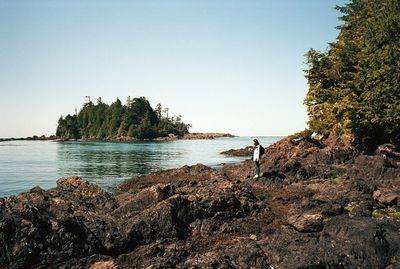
[372, 208, 400, 219]
[344, 205, 353, 212]
[322, 176, 343, 185]
[344, 202, 357, 213]
[332, 177, 343, 184]
[372, 209, 383, 219]
[390, 256, 397, 264]
[387, 209, 400, 219]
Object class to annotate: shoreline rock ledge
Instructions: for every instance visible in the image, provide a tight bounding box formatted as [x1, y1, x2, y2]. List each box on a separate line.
[1, 137, 400, 268]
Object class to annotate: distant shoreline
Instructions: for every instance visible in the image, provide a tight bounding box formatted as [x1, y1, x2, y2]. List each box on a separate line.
[0, 132, 237, 143]
[0, 135, 58, 142]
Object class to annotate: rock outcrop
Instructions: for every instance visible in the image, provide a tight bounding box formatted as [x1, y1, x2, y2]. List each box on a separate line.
[221, 146, 253, 157]
[182, 133, 236, 140]
[1, 137, 400, 268]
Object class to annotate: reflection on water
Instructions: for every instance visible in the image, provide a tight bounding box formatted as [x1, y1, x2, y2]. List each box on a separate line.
[0, 136, 282, 196]
[56, 141, 168, 188]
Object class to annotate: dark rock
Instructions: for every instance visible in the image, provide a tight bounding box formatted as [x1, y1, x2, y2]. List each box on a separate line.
[262, 170, 286, 182]
[221, 146, 253, 157]
[260, 217, 400, 269]
[182, 239, 270, 269]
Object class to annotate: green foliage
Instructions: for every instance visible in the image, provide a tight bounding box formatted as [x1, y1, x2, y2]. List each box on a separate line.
[57, 97, 191, 140]
[130, 119, 159, 139]
[304, 0, 400, 147]
[287, 129, 314, 140]
[323, 176, 343, 185]
[372, 208, 400, 219]
[344, 204, 354, 213]
[388, 208, 400, 219]
[56, 115, 80, 139]
[372, 209, 383, 219]
[344, 201, 358, 213]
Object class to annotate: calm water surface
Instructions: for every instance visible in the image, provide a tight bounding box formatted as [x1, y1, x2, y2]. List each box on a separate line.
[0, 136, 282, 197]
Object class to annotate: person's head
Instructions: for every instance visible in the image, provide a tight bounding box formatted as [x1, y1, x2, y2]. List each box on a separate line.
[253, 139, 259, 146]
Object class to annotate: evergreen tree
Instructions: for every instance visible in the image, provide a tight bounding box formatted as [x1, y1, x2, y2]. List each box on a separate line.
[56, 115, 80, 139]
[155, 103, 162, 119]
[117, 120, 127, 137]
[106, 98, 124, 137]
[304, 0, 400, 147]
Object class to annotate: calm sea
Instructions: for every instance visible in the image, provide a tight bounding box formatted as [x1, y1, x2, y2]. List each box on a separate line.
[0, 136, 282, 197]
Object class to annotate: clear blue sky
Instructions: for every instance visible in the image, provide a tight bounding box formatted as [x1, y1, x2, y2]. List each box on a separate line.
[0, 0, 349, 138]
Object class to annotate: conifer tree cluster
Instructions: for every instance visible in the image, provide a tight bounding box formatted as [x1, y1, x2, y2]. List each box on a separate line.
[304, 0, 400, 147]
[56, 97, 191, 140]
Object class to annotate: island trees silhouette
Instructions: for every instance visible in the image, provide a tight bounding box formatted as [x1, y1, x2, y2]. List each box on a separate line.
[56, 96, 191, 140]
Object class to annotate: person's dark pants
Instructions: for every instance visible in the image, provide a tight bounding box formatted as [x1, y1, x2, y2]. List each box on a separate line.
[254, 161, 260, 176]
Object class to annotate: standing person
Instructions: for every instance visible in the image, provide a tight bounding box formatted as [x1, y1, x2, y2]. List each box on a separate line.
[252, 139, 264, 178]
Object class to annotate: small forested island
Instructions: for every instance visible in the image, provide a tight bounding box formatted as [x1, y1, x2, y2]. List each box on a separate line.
[56, 96, 191, 140]
[1, 1, 400, 268]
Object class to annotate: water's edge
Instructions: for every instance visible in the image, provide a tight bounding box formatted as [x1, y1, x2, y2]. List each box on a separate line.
[0, 136, 282, 197]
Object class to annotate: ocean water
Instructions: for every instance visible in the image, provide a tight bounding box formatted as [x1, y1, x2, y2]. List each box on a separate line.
[0, 136, 282, 197]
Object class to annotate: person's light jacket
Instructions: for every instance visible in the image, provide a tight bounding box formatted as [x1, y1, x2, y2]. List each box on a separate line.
[253, 145, 260, 162]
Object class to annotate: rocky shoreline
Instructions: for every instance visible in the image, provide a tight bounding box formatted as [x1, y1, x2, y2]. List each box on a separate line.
[81, 133, 235, 142]
[0, 137, 399, 268]
[154, 132, 236, 141]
